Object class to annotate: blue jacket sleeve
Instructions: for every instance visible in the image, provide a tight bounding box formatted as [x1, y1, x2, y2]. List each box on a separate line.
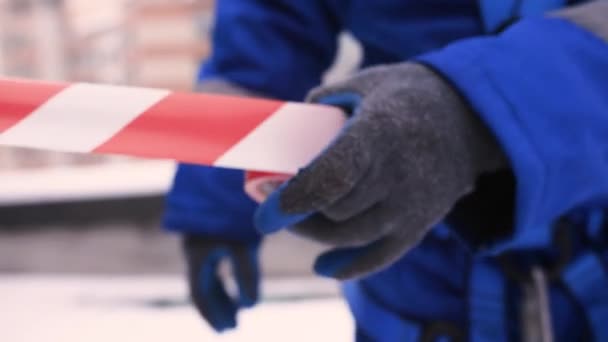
[164, 1, 340, 239]
[418, 17, 608, 253]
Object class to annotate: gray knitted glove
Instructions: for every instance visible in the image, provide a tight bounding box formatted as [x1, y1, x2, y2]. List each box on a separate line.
[552, 1, 608, 43]
[255, 63, 507, 279]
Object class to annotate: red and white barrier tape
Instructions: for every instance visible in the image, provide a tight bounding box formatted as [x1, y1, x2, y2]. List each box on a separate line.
[0, 78, 346, 176]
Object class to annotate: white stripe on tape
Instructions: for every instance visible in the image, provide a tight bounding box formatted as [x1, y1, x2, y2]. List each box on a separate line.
[214, 102, 345, 174]
[0, 83, 170, 152]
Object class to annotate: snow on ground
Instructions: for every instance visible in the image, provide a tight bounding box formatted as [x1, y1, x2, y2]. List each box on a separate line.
[0, 276, 353, 342]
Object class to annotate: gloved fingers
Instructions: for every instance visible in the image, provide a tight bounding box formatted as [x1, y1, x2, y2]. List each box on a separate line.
[188, 248, 238, 332]
[319, 163, 389, 222]
[254, 187, 315, 234]
[254, 100, 379, 234]
[279, 117, 377, 214]
[291, 204, 398, 247]
[228, 244, 260, 308]
[314, 230, 427, 280]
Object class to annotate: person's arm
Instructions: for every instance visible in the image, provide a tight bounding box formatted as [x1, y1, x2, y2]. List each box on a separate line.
[254, 1, 608, 280]
[164, 0, 341, 332]
[164, 0, 341, 238]
[418, 0, 608, 253]
[198, 0, 341, 100]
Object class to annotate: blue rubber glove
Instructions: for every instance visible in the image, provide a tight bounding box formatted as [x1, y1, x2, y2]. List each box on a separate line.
[255, 63, 507, 280]
[183, 235, 260, 332]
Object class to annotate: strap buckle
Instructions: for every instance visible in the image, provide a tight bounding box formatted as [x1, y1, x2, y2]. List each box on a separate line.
[421, 321, 465, 342]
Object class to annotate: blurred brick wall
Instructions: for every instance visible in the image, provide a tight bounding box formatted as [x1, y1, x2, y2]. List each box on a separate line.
[0, 0, 214, 172]
[125, 0, 213, 90]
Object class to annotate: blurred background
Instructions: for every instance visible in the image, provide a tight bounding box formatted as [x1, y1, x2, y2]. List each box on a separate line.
[0, 0, 359, 340]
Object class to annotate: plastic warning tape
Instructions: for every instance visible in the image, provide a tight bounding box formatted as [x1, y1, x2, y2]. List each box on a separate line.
[0, 78, 346, 175]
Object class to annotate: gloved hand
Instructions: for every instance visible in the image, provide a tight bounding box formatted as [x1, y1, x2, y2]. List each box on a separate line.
[255, 63, 507, 280]
[183, 235, 260, 332]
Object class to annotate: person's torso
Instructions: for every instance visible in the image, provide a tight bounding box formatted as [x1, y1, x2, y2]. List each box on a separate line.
[353, 212, 608, 341]
[327, 0, 484, 66]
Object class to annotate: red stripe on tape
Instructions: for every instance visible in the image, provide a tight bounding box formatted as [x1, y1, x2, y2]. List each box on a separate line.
[94, 92, 284, 165]
[0, 79, 68, 132]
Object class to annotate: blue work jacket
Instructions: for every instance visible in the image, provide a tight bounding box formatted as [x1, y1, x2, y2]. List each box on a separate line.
[165, 1, 608, 340]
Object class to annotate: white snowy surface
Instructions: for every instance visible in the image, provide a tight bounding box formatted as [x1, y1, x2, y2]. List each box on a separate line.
[0, 160, 174, 205]
[0, 276, 353, 342]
